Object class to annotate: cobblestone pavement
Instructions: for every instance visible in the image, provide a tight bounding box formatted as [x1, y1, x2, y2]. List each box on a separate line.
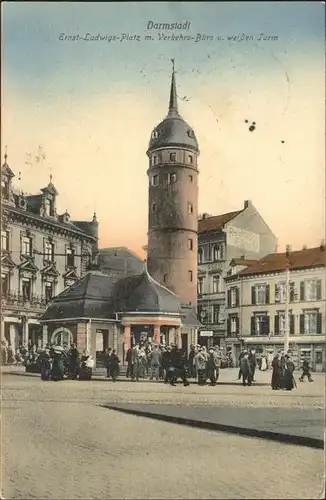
[1, 371, 325, 499]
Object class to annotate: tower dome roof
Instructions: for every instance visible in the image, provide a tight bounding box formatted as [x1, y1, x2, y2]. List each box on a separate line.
[147, 62, 199, 154]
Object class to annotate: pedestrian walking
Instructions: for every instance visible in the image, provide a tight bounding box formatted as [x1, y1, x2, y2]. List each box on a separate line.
[104, 347, 113, 378]
[188, 345, 196, 379]
[206, 348, 218, 386]
[260, 355, 267, 371]
[149, 344, 161, 381]
[237, 349, 245, 379]
[271, 353, 281, 390]
[239, 351, 252, 386]
[283, 354, 296, 391]
[299, 357, 313, 382]
[109, 349, 120, 381]
[195, 347, 207, 386]
[39, 347, 52, 381]
[125, 345, 133, 378]
[248, 348, 257, 382]
[68, 343, 79, 379]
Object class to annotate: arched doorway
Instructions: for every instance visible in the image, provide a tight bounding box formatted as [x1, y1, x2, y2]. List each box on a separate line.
[51, 327, 73, 346]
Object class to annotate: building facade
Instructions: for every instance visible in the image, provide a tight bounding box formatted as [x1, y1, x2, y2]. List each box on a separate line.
[224, 246, 326, 371]
[1, 153, 98, 350]
[146, 62, 200, 347]
[197, 200, 277, 347]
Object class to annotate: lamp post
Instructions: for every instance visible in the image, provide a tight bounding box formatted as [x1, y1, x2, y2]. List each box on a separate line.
[284, 245, 291, 354]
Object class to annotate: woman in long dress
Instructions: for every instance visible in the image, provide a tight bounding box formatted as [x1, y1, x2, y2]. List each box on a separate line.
[50, 347, 65, 381]
[271, 354, 281, 390]
[283, 355, 295, 390]
[39, 348, 51, 380]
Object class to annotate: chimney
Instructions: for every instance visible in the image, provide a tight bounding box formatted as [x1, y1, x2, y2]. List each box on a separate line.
[244, 200, 251, 209]
[202, 213, 210, 220]
[285, 244, 292, 257]
[302, 244, 307, 250]
[320, 240, 325, 251]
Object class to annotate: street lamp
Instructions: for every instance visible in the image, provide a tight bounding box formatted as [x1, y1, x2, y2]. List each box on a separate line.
[284, 245, 298, 354]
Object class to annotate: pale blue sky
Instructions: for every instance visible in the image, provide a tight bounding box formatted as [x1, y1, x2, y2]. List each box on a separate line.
[2, 2, 325, 254]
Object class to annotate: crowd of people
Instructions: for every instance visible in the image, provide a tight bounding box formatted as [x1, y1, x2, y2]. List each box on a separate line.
[1, 339, 315, 390]
[123, 342, 225, 386]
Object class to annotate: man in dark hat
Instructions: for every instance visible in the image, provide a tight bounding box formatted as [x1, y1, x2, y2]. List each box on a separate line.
[299, 357, 313, 383]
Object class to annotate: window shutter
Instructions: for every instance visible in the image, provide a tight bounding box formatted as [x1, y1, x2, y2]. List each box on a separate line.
[300, 314, 305, 334]
[251, 316, 255, 336]
[274, 315, 279, 335]
[289, 282, 295, 302]
[266, 285, 270, 304]
[251, 286, 256, 305]
[236, 288, 239, 306]
[317, 313, 322, 334]
[235, 316, 239, 335]
[227, 317, 231, 336]
[300, 282, 305, 301]
[290, 314, 295, 335]
[316, 280, 322, 300]
[265, 316, 270, 336]
[227, 290, 231, 308]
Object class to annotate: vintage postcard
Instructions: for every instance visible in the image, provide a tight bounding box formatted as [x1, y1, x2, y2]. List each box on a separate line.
[1, 2, 325, 499]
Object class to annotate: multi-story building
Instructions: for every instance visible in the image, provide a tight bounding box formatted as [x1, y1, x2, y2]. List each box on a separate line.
[224, 245, 326, 371]
[1, 152, 98, 350]
[197, 201, 277, 347]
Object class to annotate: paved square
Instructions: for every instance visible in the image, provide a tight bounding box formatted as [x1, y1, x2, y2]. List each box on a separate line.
[1, 369, 325, 499]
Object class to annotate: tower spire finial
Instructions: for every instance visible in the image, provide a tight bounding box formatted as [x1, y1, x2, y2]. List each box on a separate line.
[168, 58, 179, 117]
[49, 166, 53, 183]
[4, 145, 8, 162]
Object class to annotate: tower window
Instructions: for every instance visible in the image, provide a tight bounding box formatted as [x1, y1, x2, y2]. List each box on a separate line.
[152, 156, 158, 166]
[188, 154, 193, 164]
[188, 270, 193, 282]
[163, 274, 168, 283]
[168, 173, 177, 184]
[152, 175, 159, 186]
[188, 238, 193, 251]
[189, 175, 193, 182]
[152, 203, 157, 212]
[170, 153, 176, 162]
[187, 202, 194, 214]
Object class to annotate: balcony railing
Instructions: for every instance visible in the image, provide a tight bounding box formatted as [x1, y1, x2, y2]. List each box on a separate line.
[1, 293, 48, 309]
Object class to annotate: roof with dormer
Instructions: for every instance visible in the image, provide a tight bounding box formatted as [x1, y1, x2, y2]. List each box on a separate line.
[147, 62, 199, 154]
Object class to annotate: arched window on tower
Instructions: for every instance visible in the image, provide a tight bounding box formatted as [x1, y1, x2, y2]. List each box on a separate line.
[163, 274, 168, 283]
[198, 247, 203, 264]
[188, 154, 193, 164]
[170, 152, 176, 162]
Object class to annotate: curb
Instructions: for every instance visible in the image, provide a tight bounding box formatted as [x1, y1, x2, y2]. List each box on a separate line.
[104, 405, 324, 450]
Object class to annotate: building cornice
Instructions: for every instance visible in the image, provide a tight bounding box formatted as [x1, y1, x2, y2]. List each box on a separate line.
[4, 206, 96, 243]
[40, 317, 118, 323]
[225, 265, 326, 283]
